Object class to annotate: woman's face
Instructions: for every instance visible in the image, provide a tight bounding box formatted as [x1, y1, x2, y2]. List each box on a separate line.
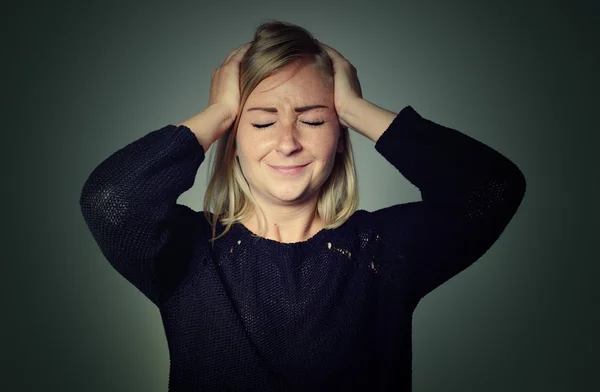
[236, 62, 342, 207]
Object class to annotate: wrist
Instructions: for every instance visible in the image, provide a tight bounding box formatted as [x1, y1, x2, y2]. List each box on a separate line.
[339, 98, 364, 122]
[177, 104, 236, 152]
[207, 104, 236, 133]
[340, 98, 397, 142]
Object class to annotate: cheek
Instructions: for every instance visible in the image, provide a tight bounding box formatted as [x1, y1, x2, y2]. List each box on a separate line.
[235, 131, 255, 160]
[237, 129, 273, 155]
[235, 132, 269, 176]
[314, 130, 340, 157]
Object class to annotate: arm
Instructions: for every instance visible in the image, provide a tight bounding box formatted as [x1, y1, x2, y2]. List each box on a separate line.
[79, 122, 207, 306]
[338, 97, 397, 143]
[177, 103, 235, 152]
[351, 101, 527, 303]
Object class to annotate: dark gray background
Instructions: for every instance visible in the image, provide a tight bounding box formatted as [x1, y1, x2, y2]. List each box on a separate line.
[5, 0, 598, 391]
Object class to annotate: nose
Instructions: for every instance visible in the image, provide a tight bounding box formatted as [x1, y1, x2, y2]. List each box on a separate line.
[276, 124, 302, 156]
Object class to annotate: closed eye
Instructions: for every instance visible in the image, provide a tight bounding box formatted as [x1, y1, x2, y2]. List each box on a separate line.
[251, 121, 325, 129]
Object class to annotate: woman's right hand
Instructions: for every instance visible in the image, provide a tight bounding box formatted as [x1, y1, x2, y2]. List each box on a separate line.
[208, 42, 253, 134]
[177, 42, 252, 151]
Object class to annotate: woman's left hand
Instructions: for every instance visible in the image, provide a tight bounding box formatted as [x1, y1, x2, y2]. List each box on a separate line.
[316, 40, 363, 129]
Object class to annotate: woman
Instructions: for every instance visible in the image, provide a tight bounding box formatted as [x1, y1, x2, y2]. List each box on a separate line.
[80, 20, 526, 392]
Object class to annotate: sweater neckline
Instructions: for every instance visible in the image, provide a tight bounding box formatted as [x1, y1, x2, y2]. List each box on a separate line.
[229, 220, 337, 250]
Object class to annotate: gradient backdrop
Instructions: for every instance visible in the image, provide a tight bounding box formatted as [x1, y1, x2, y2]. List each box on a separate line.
[5, 0, 599, 391]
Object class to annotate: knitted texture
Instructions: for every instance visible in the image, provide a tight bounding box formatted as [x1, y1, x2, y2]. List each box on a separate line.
[79, 105, 526, 391]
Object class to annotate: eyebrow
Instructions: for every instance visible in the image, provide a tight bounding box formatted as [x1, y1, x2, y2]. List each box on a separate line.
[246, 104, 329, 113]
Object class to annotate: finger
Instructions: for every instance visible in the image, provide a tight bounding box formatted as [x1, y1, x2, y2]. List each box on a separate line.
[229, 42, 252, 62]
[224, 41, 253, 64]
[223, 44, 245, 63]
[316, 40, 346, 61]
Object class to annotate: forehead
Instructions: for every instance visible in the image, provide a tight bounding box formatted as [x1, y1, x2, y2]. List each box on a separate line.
[247, 63, 332, 104]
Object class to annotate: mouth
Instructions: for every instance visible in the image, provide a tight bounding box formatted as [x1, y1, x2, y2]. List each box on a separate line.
[268, 163, 310, 175]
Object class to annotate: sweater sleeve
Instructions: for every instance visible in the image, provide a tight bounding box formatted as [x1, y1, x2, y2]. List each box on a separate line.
[79, 124, 206, 306]
[372, 105, 527, 304]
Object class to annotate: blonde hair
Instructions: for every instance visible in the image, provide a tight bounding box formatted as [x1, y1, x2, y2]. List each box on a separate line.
[203, 20, 359, 242]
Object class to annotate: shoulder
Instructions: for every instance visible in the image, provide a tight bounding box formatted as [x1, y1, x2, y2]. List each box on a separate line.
[166, 205, 215, 244]
[344, 208, 388, 246]
[347, 203, 422, 250]
[350, 203, 418, 231]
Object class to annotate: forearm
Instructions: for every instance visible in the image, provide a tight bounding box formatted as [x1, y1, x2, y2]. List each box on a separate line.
[374, 105, 527, 207]
[341, 98, 398, 143]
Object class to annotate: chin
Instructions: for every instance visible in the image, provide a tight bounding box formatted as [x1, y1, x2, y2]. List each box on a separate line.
[269, 186, 313, 204]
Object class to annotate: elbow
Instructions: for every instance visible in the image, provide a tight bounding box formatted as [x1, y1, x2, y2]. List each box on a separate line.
[496, 156, 527, 209]
[495, 166, 527, 227]
[79, 180, 133, 230]
[509, 164, 527, 208]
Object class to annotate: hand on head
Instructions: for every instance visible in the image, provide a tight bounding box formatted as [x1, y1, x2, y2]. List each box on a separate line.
[208, 41, 253, 139]
[315, 40, 363, 128]
[207, 39, 363, 138]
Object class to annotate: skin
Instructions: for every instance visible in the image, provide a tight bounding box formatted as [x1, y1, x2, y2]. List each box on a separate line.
[235, 62, 341, 243]
[177, 40, 397, 243]
[229, 40, 397, 243]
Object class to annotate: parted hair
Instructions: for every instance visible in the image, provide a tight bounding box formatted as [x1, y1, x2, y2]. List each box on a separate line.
[203, 20, 359, 242]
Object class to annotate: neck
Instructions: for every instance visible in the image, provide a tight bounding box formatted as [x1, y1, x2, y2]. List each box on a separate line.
[243, 199, 323, 243]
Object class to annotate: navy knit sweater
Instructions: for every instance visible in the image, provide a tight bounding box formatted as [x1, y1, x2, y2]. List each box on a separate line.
[79, 105, 526, 391]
